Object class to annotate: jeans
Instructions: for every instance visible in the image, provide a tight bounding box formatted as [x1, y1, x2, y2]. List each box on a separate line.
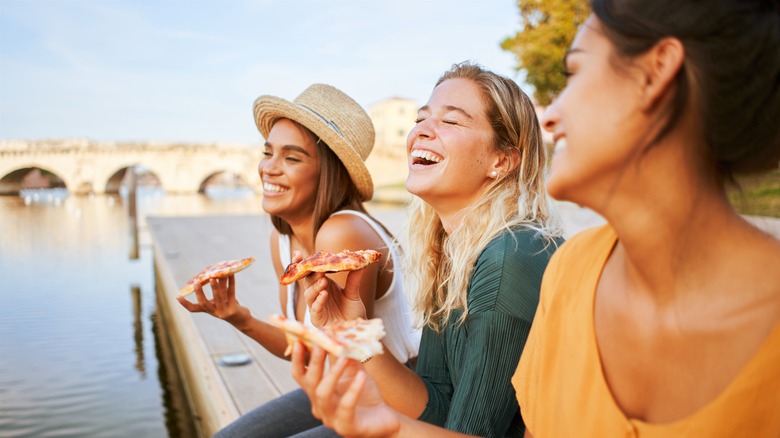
[212, 388, 341, 437]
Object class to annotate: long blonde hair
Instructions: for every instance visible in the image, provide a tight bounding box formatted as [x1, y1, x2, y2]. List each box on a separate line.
[406, 61, 563, 332]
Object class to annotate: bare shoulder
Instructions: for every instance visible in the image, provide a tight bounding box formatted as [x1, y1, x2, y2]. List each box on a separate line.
[315, 212, 386, 253]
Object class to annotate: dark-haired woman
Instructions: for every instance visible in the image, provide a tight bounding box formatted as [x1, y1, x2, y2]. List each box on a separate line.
[294, 1, 780, 436]
[177, 84, 419, 437]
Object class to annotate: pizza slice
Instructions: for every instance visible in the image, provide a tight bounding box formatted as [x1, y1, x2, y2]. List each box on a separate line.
[267, 314, 385, 361]
[279, 249, 382, 286]
[178, 257, 255, 297]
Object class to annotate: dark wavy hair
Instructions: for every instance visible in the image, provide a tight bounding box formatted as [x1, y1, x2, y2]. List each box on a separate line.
[592, 0, 780, 181]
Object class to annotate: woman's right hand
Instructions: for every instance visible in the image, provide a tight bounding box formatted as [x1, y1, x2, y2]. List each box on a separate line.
[302, 269, 368, 328]
[176, 275, 251, 328]
[291, 342, 401, 438]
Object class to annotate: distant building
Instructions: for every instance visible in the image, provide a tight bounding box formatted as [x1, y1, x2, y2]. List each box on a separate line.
[366, 97, 417, 188]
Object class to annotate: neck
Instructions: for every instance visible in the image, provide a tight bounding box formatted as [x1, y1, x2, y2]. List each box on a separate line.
[423, 190, 486, 235]
[593, 144, 749, 299]
[436, 209, 465, 235]
[285, 214, 317, 254]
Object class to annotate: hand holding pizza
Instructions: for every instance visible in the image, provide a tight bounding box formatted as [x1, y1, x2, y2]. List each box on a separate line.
[291, 342, 401, 438]
[302, 268, 368, 329]
[177, 275, 252, 329]
[282, 249, 381, 329]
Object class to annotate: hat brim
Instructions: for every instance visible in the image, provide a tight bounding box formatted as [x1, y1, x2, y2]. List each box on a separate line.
[254, 95, 373, 201]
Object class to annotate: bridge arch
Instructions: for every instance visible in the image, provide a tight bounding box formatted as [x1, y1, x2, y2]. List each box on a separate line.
[0, 165, 69, 196]
[104, 165, 163, 194]
[197, 170, 253, 194]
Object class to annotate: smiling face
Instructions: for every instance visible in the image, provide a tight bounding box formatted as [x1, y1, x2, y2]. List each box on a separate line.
[542, 16, 647, 207]
[258, 118, 320, 223]
[406, 78, 501, 216]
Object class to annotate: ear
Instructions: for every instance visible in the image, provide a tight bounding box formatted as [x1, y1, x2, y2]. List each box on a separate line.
[638, 37, 685, 112]
[489, 148, 521, 178]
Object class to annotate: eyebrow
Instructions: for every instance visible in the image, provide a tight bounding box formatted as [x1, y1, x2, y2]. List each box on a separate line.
[418, 104, 474, 119]
[264, 142, 312, 156]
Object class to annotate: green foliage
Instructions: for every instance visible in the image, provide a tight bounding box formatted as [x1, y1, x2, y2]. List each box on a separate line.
[501, 0, 590, 105]
[729, 170, 780, 218]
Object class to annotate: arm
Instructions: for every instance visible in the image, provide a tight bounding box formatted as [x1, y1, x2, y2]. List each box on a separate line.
[292, 343, 477, 438]
[312, 214, 383, 319]
[421, 230, 547, 436]
[306, 215, 429, 418]
[176, 275, 292, 359]
[176, 229, 294, 359]
[436, 311, 530, 435]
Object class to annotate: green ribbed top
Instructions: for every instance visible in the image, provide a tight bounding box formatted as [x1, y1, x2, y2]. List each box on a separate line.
[415, 226, 562, 438]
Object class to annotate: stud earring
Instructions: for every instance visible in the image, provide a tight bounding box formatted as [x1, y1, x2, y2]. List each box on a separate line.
[490, 171, 498, 178]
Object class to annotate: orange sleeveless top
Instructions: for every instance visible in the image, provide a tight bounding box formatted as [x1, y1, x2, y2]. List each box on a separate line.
[513, 225, 780, 437]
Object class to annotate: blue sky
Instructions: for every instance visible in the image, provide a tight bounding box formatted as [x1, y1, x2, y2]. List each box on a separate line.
[0, 0, 526, 145]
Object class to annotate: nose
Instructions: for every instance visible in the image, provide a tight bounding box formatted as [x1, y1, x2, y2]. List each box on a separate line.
[540, 100, 559, 134]
[258, 154, 280, 178]
[408, 117, 434, 143]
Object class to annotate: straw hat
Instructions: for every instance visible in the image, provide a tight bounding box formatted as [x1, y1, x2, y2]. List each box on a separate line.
[253, 84, 376, 201]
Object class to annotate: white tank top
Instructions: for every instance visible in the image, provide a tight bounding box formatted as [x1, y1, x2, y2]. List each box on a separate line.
[279, 210, 420, 363]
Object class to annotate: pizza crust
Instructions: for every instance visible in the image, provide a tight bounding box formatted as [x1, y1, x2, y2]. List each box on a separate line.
[178, 257, 255, 297]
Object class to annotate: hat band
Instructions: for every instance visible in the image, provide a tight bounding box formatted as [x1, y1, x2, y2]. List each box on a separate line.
[298, 104, 345, 138]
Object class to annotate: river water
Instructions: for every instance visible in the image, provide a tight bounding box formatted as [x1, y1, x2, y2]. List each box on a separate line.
[0, 189, 264, 437]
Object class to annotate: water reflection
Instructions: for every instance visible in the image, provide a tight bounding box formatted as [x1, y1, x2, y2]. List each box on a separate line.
[0, 189, 263, 437]
[132, 285, 145, 379]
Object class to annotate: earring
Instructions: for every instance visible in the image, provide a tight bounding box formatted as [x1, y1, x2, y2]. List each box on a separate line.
[490, 171, 498, 179]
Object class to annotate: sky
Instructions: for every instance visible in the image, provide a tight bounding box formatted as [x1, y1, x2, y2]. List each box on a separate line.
[0, 0, 527, 146]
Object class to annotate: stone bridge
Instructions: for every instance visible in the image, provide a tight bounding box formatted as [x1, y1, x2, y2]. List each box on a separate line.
[0, 139, 262, 195]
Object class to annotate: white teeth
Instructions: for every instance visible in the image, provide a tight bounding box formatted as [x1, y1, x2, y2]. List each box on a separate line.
[263, 182, 287, 193]
[554, 139, 567, 152]
[410, 149, 442, 163]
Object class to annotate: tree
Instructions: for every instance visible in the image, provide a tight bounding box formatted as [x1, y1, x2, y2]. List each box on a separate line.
[501, 0, 590, 106]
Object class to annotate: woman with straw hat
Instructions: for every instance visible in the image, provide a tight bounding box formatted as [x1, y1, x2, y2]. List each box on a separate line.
[177, 83, 420, 437]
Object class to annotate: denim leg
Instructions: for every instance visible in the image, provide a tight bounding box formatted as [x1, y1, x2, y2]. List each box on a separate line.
[213, 388, 332, 438]
[290, 425, 342, 438]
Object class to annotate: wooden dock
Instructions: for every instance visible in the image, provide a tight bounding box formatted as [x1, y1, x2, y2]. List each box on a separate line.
[147, 203, 780, 437]
[148, 208, 408, 437]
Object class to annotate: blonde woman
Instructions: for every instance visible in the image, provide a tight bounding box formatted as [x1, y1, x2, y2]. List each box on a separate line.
[293, 62, 563, 438]
[177, 84, 419, 437]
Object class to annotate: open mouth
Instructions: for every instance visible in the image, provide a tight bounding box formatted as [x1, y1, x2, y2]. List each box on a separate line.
[410, 149, 443, 166]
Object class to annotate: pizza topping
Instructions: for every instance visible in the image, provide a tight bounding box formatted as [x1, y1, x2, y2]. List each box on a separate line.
[267, 314, 385, 361]
[279, 249, 382, 286]
[178, 257, 255, 297]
